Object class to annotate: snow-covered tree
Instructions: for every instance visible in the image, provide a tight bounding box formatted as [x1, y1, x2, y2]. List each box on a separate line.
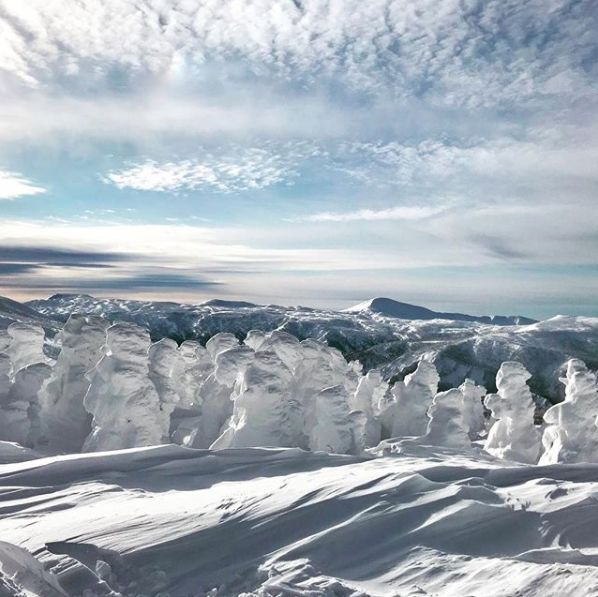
[40, 314, 108, 453]
[205, 332, 239, 360]
[390, 360, 440, 437]
[149, 338, 181, 443]
[539, 359, 598, 464]
[349, 369, 387, 449]
[459, 378, 486, 439]
[83, 322, 162, 452]
[421, 388, 471, 449]
[7, 323, 49, 375]
[309, 384, 355, 454]
[484, 361, 540, 464]
[211, 350, 294, 449]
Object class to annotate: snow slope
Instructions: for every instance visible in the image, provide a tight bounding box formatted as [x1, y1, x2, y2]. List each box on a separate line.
[3, 442, 598, 596]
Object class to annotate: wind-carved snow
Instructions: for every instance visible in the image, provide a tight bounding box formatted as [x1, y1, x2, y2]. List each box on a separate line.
[484, 361, 541, 464]
[540, 358, 598, 464]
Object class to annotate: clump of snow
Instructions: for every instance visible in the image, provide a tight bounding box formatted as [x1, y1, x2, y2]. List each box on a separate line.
[540, 358, 598, 464]
[484, 361, 541, 464]
[83, 322, 163, 452]
[390, 359, 440, 437]
[459, 378, 486, 439]
[205, 332, 239, 360]
[421, 388, 471, 449]
[39, 314, 108, 453]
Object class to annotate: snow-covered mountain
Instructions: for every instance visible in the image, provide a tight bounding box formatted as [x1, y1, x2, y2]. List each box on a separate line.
[23, 293, 598, 402]
[345, 296, 537, 325]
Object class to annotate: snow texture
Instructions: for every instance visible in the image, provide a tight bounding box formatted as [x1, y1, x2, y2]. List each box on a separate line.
[485, 361, 541, 464]
[540, 358, 598, 465]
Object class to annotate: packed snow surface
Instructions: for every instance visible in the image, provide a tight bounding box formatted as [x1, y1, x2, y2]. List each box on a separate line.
[4, 442, 598, 596]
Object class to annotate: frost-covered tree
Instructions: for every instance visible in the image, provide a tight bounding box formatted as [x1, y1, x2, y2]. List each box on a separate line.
[7, 323, 49, 375]
[83, 322, 162, 452]
[390, 360, 440, 437]
[173, 341, 212, 408]
[1, 324, 52, 448]
[205, 332, 239, 360]
[539, 359, 598, 465]
[1, 363, 51, 447]
[309, 384, 355, 454]
[149, 338, 181, 443]
[211, 350, 294, 449]
[484, 362, 540, 464]
[421, 388, 471, 449]
[349, 369, 387, 449]
[459, 378, 486, 439]
[244, 329, 266, 351]
[40, 314, 108, 453]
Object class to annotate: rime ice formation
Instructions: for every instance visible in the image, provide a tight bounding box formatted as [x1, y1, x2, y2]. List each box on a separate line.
[308, 384, 355, 454]
[1, 363, 51, 447]
[258, 330, 302, 372]
[459, 378, 487, 439]
[83, 322, 163, 452]
[390, 360, 440, 437]
[173, 341, 212, 408]
[349, 369, 387, 449]
[211, 350, 295, 450]
[421, 388, 471, 449]
[40, 314, 108, 453]
[539, 359, 598, 465]
[205, 332, 239, 360]
[244, 329, 266, 351]
[1, 325, 51, 448]
[6, 323, 48, 374]
[148, 338, 181, 443]
[484, 362, 541, 464]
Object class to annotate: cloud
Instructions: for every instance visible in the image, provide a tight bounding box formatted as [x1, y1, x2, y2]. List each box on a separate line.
[0, 245, 129, 265]
[0, 0, 595, 109]
[0, 170, 45, 199]
[297, 205, 448, 223]
[104, 144, 317, 193]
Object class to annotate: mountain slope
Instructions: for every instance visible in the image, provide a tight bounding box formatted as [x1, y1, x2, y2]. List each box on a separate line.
[345, 296, 537, 325]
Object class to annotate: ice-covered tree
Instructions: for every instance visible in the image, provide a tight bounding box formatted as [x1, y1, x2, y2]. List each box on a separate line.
[7, 323, 49, 375]
[309, 384, 355, 454]
[484, 361, 540, 464]
[244, 329, 266, 351]
[539, 359, 598, 464]
[459, 378, 486, 439]
[211, 350, 294, 449]
[390, 360, 440, 437]
[149, 338, 181, 443]
[83, 322, 162, 452]
[205, 332, 239, 360]
[421, 388, 471, 449]
[173, 341, 212, 408]
[40, 314, 108, 453]
[349, 369, 387, 449]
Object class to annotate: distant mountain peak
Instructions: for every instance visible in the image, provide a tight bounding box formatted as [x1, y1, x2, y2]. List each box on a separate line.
[344, 297, 537, 326]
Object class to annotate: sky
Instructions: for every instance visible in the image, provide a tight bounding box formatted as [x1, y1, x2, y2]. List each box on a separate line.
[0, 0, 597, 318]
